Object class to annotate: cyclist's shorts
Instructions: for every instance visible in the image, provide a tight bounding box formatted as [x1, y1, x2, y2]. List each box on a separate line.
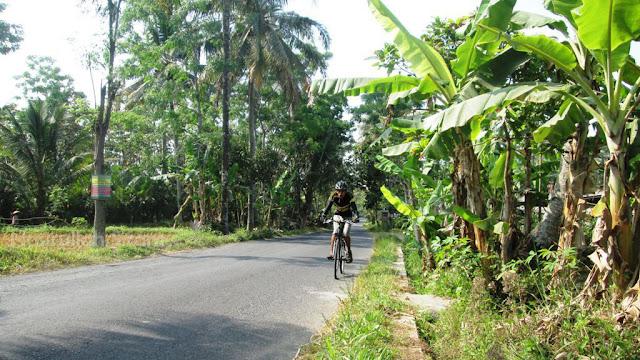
[333, 220, 352, 237]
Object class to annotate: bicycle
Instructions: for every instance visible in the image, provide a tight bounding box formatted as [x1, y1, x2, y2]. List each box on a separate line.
[326, 215, 352, 280]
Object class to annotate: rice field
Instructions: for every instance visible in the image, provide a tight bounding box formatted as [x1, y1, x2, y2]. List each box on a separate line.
[0, 225, 298, 274]
[0, 231, 177, 249]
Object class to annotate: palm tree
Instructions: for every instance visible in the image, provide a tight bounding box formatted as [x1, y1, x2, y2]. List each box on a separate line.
[239, 0, 329, 230]
[120, 0, 212, 225]
[0, 100, 91, 218]
[221, 0, 231, 234]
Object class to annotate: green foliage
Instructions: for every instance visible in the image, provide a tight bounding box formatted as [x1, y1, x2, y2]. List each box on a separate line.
[406, 236, 640, 359]
[404, 234, 479, 298]
[71, 217, 89, 227]
[0, 99, 92, 217]
[117, 244, 155, 258]
[0, 3, 23, 55]
[14, 56, 86, 106]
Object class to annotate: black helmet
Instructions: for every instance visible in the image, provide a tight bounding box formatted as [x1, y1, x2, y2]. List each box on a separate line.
[335, 181, 348, 191]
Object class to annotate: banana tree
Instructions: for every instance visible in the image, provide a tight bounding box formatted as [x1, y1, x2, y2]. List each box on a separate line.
[376, 148, 444, 272]
[480, 0, 640, 307]
[311, 0, 578, 282]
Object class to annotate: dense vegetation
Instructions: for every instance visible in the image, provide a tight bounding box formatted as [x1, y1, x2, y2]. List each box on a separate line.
[0, 0, 357, 234]
[313, 0, 640, 323]
[2, 0, 640, 355]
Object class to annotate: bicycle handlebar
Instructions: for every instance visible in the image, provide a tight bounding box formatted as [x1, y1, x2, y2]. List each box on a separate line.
[324, 215, 358, 224]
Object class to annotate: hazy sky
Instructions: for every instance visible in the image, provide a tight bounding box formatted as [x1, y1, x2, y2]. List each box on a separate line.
[0, 0, 566, 106]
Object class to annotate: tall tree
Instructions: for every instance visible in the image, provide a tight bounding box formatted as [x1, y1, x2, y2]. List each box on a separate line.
[221, 0, 231, 234]
[91, 0, 124, 246]
[14, 56, 86, 107]
[239, 0, 329, 230]
[0, 2, 23, 55]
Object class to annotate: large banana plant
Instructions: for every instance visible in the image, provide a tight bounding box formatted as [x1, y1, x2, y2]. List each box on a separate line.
[479, 0, 640, 312]
[311, 0, 568, 281]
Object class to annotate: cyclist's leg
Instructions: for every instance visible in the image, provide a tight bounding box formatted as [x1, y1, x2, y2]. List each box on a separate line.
[344, 222, 353, 262]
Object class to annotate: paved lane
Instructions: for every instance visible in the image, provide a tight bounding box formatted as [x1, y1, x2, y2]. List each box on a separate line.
[0, 224, 373, 359]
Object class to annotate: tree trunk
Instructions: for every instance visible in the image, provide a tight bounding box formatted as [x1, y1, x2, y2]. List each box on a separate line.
[557, 124, 597, 276]
[220, 0, 231, 234]
[93, 0, 122, 247]
[501, 128, 516, 265]
[161, 132, 168, 174]
[174, 133, 183, 225]
[247, 79, 257, 230]
[408, 182, 432, 272]
[529, 142, 569, 250]
[608, 151, 634, 293]
[457, 136, 491, 280]
[302, 184, 314, 226]
[94, 86, 109, 247]
[524, 132, 533, 235]
[451, 152, 471, 244]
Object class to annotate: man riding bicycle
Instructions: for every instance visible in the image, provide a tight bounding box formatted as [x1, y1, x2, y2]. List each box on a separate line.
[322, 181, 359, 263]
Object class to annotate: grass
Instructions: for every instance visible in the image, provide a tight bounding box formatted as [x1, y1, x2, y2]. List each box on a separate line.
[0, 225, 317, 275]
[296, 234, 407, 359]
[403, 235, 640, 360]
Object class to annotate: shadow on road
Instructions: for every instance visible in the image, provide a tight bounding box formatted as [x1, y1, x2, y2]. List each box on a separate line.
[1, 312, 310, 360]
[159, 226, 371, 270]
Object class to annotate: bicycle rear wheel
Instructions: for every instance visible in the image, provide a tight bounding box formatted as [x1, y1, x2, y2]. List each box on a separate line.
[333, 237, 340, 280]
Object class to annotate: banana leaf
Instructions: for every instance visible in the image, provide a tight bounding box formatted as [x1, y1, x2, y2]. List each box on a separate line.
[421, 83, 569, 133]
[422, 131, 456, 161]
[488, 152, 509, 189]
[382, 141, 419, 156]
[375, 155, 438, 188]
[533, 99, 583, 143]
[509, 10, 568, 35]
[544, 0, 581, 30]
[621, 59, 640, 86]
[375, 156, 403, 175]
[368, 0, 456, 99]
[381, 185, 421, 219]
[389, 116, 424, 134]
[474, 48, 531, 88]
[309, 76, 418, 96]
[452, 0, 516, 78]
[575, 0, 640, 52]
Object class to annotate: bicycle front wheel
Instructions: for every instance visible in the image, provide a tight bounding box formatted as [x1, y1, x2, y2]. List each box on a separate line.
[339, 239, 345, 274]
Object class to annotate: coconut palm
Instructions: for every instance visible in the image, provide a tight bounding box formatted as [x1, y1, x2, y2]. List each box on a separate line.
[239, 0, 330, 230]
[0, 99, 91, 218]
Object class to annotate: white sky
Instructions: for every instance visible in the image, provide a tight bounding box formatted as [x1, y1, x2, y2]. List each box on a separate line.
[1, 0, 629, 107]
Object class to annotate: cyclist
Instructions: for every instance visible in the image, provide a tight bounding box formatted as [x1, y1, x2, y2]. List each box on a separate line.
[322, 181, 359, 263]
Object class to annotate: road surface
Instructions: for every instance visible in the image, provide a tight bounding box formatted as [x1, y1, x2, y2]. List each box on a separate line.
[0, 224, 373, 359]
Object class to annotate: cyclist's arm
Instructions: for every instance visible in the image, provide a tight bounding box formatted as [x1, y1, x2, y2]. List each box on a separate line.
[321, 193, 334, 218]
[350, 198, 359, 218]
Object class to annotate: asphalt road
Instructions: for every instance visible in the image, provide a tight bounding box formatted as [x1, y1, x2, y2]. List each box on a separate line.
[0, 223, 373, 359]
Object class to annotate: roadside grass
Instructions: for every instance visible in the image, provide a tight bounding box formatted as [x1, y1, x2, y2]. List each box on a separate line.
[0, 225, 317, 275]
[296, 234, 406, 359]
[403, 236, 640, 360]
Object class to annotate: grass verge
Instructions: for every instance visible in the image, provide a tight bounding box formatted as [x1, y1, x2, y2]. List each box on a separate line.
[296, 234, 407, 359]
[403, 235, 640, 360]
[0, 225, 319, 275]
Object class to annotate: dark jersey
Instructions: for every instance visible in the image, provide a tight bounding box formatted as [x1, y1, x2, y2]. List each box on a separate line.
[322, 191, 359, 218]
